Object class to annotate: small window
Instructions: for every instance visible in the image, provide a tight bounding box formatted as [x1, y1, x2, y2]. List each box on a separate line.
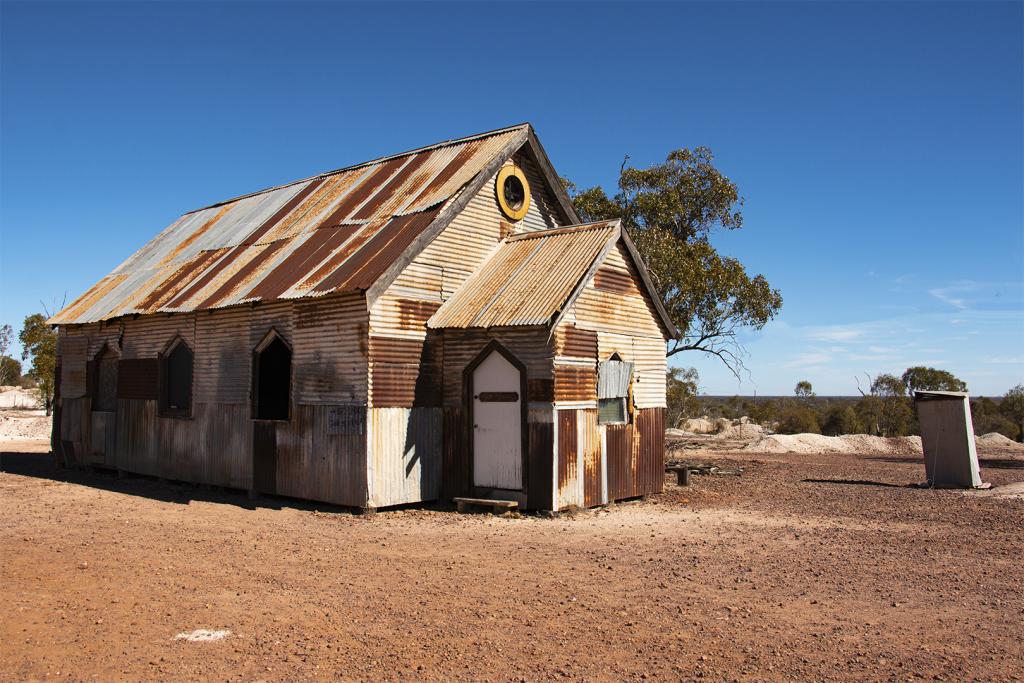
[598, 397, 627, 424]
[160, 339, 193, 417]
[503, 175, 526, 211]
[253, 332, 291, 421]
[495, 165, 531, 221]
[598, 354, 633, 425]
[92, 346, 118, 412]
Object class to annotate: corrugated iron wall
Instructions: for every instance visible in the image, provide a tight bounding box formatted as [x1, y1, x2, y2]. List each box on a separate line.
[568, 243, 667, 409]
[55, 291, 371, 507]
[579, 409, 603, 508]
[549, 235, 668, 508]
[527, 407, 555, 511]
[605, 408, 665, 501]
[556, 410, 579, 509]
[367, 407, 441, 508]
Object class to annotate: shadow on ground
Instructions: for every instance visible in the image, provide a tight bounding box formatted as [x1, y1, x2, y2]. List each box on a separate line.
[867, 455, 1023, 470]
[0, 448, 375, 515]
[801, 478, 908, 488]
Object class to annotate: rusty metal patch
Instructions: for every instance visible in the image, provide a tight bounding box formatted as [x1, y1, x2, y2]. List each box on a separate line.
[636, 407, 665, 496]
[556, 325, 598, 359]
[49, 126, 525, 325]
[395, 298, 442, 330]
[557, 409, 577, 496]
[371, 363, 441, 408]
[242, 178, 326, 246]
[592, 266, 634, 294]
[312, 209, 441, 294]
[554, 365, 597, 402]
[527, 378, 553, 402]
[198, 239, 290, 309]
[606, 423, 632, 501]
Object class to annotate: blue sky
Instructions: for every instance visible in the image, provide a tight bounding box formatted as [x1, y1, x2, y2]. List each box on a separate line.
[1, 1, 1021, 396]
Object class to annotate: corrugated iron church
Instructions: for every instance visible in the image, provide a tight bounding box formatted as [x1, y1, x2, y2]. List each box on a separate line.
[50, 124, 676, 511]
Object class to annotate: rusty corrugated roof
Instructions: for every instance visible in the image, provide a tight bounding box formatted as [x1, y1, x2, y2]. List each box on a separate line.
[50, 125, 530, 325]
[427, 221, 622, 330]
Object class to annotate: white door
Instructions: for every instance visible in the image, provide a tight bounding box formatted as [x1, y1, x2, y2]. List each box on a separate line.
[472, 350, 522, 490]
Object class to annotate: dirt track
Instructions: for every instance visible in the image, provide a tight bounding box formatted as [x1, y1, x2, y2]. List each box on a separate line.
[1, 440, 1022, 682]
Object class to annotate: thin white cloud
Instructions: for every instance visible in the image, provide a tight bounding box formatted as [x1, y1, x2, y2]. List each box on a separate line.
[784, 352, 832, 369]
[929, 287, 968, 310]
[808, 327, 865, 342]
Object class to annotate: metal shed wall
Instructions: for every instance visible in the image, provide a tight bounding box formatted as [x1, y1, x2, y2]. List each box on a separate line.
[549, 240, 669, 509]
[55, 291, 370, 505]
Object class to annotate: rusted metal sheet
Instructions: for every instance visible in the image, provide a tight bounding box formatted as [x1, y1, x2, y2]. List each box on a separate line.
[557, 409, 578, 508]
[527, 378, 553, 402]
[556, 325, 598, 359]
[370, 364, 441, 408]
[553, 364, 597, 403]
[368, 334, 441, 408]
[50, 126, 527, 325]
[606, 423, 632, 501]
[428, 221, 618, 330]
[635, 407, 665, 496]
[604, 408, 664, 502]
[117, 359, 158, 400]
[593, 266, 635, 295]
[579, 408, 602, 507]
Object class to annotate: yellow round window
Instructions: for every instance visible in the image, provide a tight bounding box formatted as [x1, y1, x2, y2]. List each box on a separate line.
[496, 165, 531, 221]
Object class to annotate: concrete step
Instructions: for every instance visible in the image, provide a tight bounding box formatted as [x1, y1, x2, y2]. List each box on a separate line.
[453, 497, 519, 514]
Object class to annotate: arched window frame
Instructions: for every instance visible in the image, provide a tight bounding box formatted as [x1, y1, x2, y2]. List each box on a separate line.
[159, 336, 193, 418]
[90, 342, 120, 413]
[252, 328, 292, 422]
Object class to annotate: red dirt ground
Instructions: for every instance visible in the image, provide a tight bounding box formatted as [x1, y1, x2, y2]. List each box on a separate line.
[1, 440, 1022, 682]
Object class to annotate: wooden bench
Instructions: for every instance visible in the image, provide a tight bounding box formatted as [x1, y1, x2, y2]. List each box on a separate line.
[666, 465, 690, 486]
[453, 497, 519, 514]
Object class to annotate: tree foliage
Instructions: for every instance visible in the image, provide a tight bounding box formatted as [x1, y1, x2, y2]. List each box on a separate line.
[794, 380, 815, 398]
[566, 147, 782, 375]
[0, 324, 17, 386]
[666, 367, 701, 428]
[776, 403, 821, 435]
[998, 384, 1024, 441]
[901, 366, 967, 393]
[19, 313, 57, 415]
[0, 356, 22, 386]
[821, 405, 859, 436]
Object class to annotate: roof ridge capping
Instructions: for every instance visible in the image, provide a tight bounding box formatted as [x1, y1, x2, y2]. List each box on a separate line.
[184, 122, 533, 216]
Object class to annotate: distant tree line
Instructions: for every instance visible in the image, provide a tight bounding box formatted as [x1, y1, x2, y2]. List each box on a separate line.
[667, 366, 1024, 442]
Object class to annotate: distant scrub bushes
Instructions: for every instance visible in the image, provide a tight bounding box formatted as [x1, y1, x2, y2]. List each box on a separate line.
[667, 368, 1024, 442]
